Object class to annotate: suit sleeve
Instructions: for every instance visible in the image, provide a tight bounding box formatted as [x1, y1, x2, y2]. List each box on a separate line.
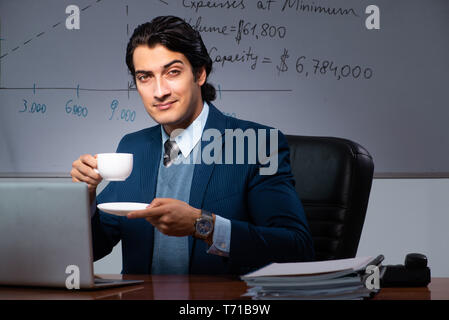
[91, 186, 121, 261]
[90, 136, 130, 261]
[228, 130, 315, 274]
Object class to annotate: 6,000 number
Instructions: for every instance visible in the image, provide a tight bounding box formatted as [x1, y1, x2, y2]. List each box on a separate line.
[65, 99, 88, 118]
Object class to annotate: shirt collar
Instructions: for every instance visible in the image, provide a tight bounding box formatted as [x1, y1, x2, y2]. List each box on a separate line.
[160, 101, 209, 158]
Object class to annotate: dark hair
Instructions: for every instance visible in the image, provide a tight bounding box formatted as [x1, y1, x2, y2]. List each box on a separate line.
[126, 16, 216, 102]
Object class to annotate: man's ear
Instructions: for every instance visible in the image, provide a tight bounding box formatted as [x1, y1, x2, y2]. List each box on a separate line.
[196, 66, 207, 86]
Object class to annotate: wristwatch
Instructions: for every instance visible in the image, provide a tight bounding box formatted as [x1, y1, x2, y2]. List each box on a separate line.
[194, 210, 214, 239]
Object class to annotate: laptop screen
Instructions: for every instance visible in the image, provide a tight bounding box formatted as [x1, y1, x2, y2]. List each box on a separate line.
[0, 181, 95, 288]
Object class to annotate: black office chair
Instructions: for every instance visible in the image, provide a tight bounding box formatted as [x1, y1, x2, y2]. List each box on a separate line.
[285, 135, 374, 261]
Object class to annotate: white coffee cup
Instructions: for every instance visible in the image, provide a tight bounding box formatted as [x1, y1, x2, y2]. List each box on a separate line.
[94, 153, 133, 181]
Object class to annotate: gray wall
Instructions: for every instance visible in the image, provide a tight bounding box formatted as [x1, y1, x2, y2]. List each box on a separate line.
[1, 0, 449, 176]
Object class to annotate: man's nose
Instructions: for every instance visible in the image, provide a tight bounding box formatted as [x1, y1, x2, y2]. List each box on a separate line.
[154, 77, 171, 100]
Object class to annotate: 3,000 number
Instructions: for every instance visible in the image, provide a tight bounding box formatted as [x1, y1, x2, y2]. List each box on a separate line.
[20, 99, 47, 113]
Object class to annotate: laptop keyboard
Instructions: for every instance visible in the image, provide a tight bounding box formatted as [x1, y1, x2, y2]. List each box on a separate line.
[94, 278, 117, 284]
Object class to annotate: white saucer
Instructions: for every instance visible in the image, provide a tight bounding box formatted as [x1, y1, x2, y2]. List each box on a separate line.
[97, 202, 149, 216]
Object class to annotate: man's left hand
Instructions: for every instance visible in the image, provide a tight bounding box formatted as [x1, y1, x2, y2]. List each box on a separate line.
[127, 198, 201, 237]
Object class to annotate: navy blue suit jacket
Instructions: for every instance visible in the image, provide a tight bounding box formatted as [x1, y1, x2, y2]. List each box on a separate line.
[92, 104, 314, 275]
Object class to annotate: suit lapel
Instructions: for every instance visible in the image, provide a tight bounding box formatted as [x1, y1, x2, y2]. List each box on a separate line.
[188, 103, 228, 259]
[140, 127, 161, 273]
[141, 127, 162, 202]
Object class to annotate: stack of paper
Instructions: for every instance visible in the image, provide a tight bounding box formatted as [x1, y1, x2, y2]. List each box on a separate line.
[241, 256, 381, 300]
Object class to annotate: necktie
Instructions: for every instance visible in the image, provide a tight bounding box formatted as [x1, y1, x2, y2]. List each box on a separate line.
[163, 139, 180, 167]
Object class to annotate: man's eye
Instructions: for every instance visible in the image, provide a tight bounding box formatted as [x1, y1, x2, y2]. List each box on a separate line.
[168, 70, 180, 76]
[137, 75, 149, 81]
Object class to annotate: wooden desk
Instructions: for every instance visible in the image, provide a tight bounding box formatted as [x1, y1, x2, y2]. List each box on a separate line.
[0, 275, 448, 300]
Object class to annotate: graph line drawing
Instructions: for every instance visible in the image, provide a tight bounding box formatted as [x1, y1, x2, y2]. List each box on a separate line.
[0, 86, 292, 94]
[0, 1, 292, 96]
[0, 0, 104, 61]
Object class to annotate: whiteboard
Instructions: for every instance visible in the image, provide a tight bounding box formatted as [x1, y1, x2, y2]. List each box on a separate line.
[1, 0, 448, 177]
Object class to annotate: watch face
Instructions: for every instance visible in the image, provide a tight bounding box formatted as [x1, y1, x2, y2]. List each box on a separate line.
[196, 219, 213, 236]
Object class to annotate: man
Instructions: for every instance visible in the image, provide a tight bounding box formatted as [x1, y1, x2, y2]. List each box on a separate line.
[71, 16, 314, 275]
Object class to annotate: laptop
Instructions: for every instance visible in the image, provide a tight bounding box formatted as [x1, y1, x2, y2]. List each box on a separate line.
[0, 181, 143, 289]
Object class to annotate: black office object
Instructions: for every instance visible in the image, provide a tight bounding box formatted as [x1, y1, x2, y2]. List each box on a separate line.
[405, 253, 428, 269]
[367, 254, 385, 268]
[380, 253, 431, 287]
[286, 135, 374, 261]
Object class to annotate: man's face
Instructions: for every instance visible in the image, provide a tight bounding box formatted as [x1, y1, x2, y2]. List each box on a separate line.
[133, 44, 206, 134]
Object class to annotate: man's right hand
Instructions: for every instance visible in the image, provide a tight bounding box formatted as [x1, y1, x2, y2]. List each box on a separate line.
[71, 154, 103, 203]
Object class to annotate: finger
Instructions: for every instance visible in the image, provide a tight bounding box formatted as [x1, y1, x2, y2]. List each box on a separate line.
[127, 207, 164, 219]
[80, 154, 97, 169]
[79, 155, 101, 179]
[75, 160, 101, 182]
[79, 174, 101, 186]
[127, 206, 166, 219]
[71, 166, 86, 182]
[71, 164, 98, 183]
[147, 198, 166, 209]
